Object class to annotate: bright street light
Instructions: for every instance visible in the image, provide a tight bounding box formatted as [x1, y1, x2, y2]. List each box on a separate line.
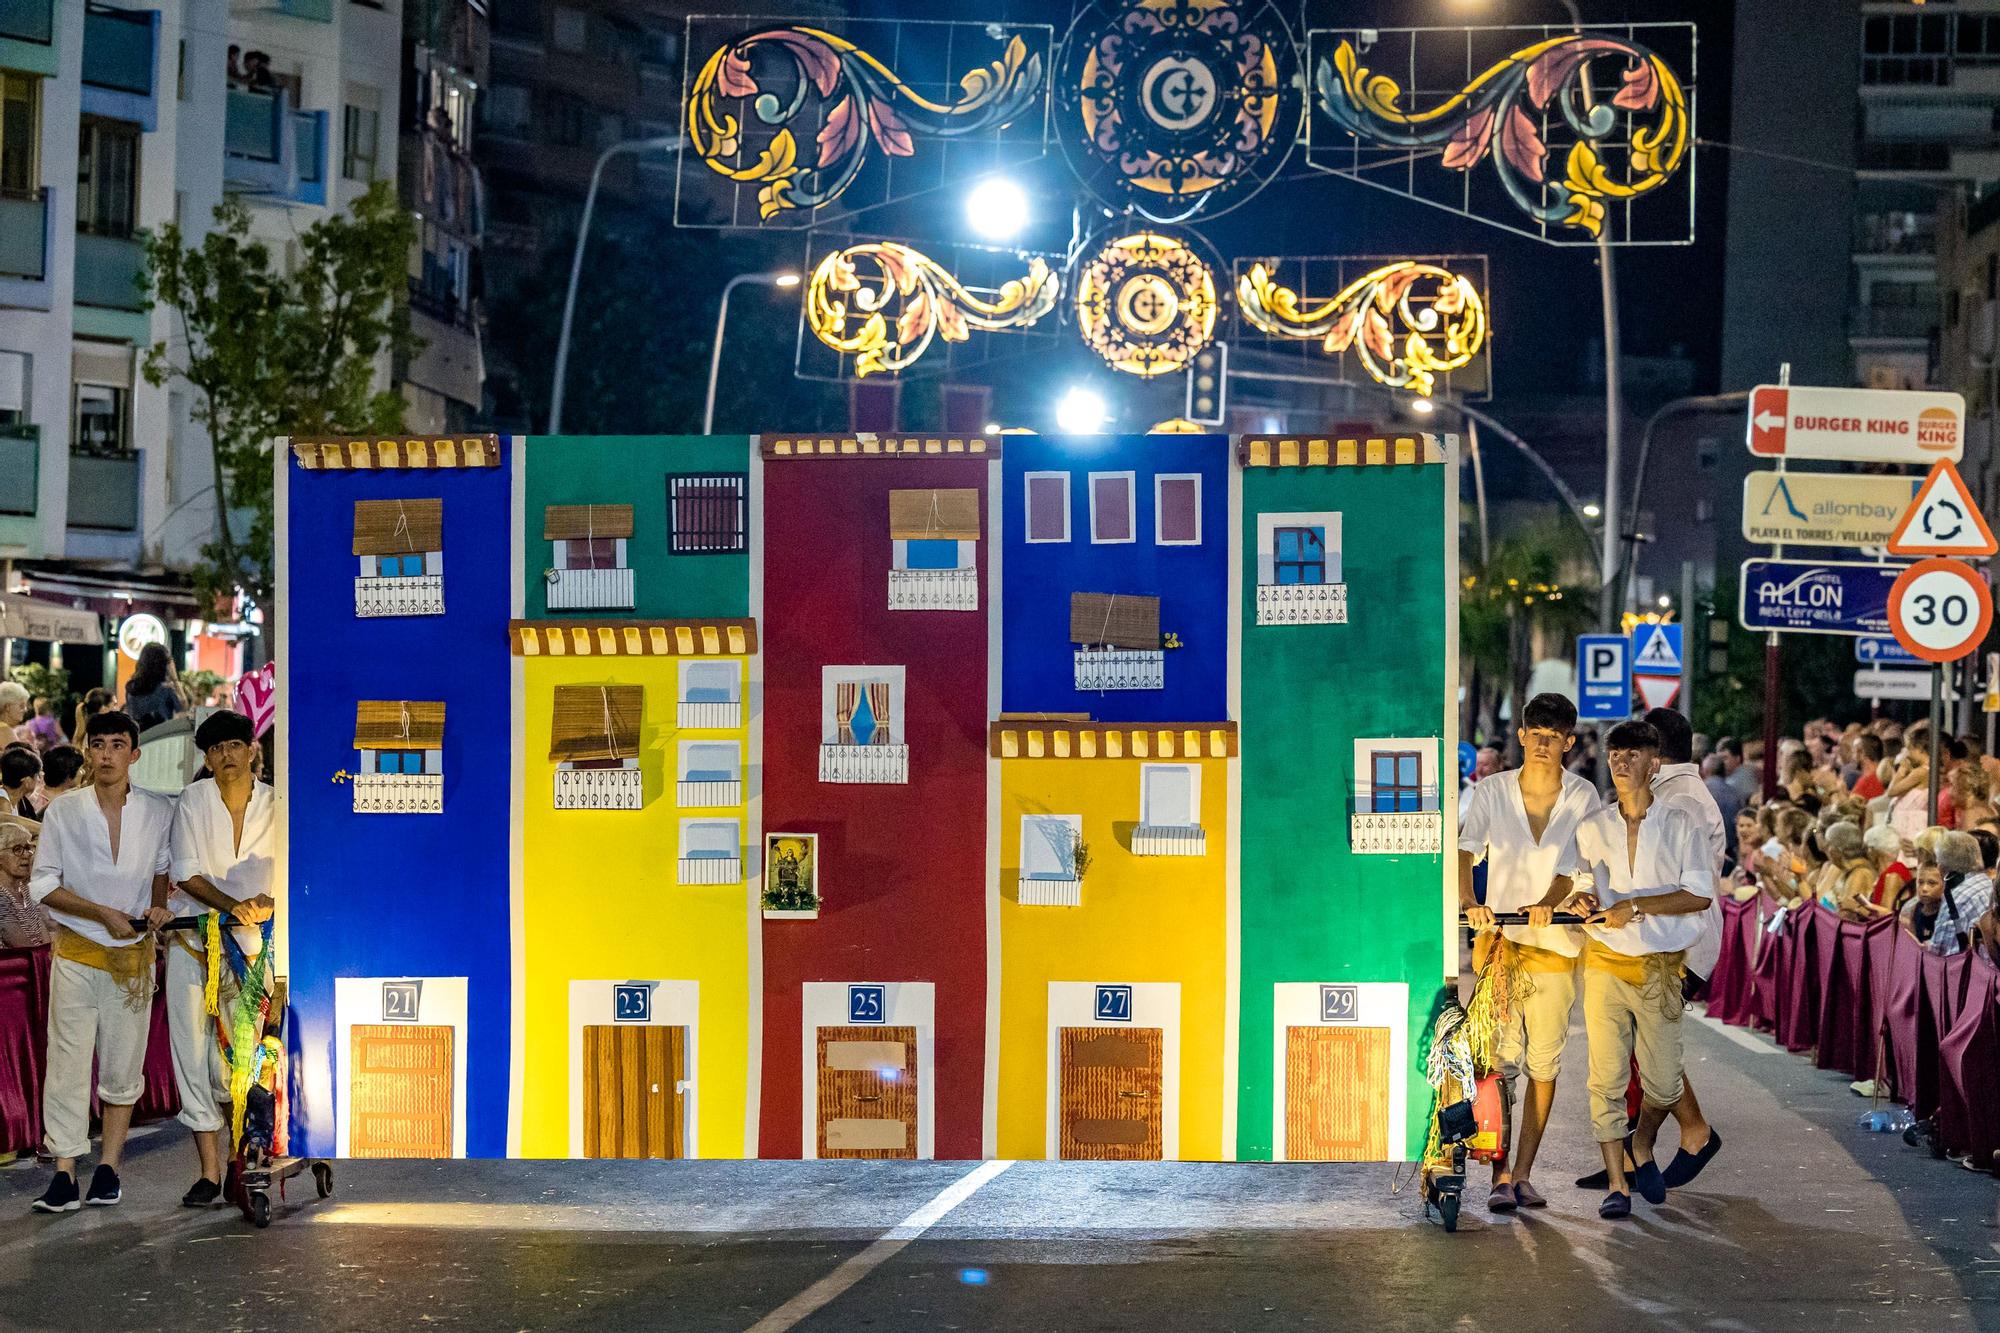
[1583, 502, 1603, 519]
[1056, 386, 1109, 434]
[1409, 396, 1436, 415]
[966, 177, 1030, 240]
[774, 272, 801, 289]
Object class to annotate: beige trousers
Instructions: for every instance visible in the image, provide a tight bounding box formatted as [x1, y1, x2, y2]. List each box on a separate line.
[1582, 962, 1686, 1144]
[166, 945, 235, 1135]
[1495, 960, 1577, 1090]
[42, 953, 153, 1160]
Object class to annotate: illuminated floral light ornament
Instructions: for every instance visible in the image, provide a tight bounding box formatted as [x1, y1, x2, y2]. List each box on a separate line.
[806, 242, 1060, 377]
[1237, 261, 1488, 397]
[1314, 30, 1689, 240]
[1055, 0, 1304, 223]
[687, 27, 1045, 220]
[1074, 232, 1218, 378]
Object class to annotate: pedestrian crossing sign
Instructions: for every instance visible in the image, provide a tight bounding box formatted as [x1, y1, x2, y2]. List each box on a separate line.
[1631, 623, 1683, 677]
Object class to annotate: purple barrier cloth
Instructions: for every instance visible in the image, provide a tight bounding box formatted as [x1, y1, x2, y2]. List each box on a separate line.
[1940, 960, 2000, 1171]
[1867, 922, 1905, 1091]
[1704, 898, 1755, 1025]
[1814, 910, 1861, 1073]
[1753, 912, 1789, 1033]
[1923, 953, 1972, 1135]
[1886, 931, 1928, 1109]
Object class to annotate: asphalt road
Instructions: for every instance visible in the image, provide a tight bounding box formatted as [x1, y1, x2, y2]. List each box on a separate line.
[0, 1010, 1994, 1332]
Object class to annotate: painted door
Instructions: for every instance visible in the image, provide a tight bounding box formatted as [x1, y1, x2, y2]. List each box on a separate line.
[583, 1025, 686, 1160]
[1285, 1026, 1390, 1161]
[349, 1024, 454, 1159]
[817, 1025, 917, 1159]
[1059, 1027, 1163, 1160]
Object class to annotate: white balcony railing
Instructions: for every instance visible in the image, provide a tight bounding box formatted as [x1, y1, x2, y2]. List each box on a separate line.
[1256, 582, 1349, 627]
[888, 567, 978, 612]
[546, 565, 635, 611]
[818, 743, 909, 784]
[676, 778, 742, 808]
[355, 574, 443, 618]
[1133, 824, 1206, 857]
[1074, 649, 1164, 691]
[352, 772, 443, 814]
[677, 856, 743, 886]
[677, 700, 742, 730]
[1017, 876, 1082, 906]
[554, 766, 644, 810]
[1349, 811, 1444, 855]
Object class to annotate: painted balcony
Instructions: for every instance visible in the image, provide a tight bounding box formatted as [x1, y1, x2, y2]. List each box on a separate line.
[887, 567, 977, 612]
[554, 766, 643, 810]
[353, 773, 443, 814]
[678, 855, 742, 886]
[0, 189, 49, 281]
[66, 451, 138, 530]
[0, 0, 54, 44]
[676, 778, 741, 808]
[74, 231, 145, 311]
[1074, 649, 1164, 692]
[1132, 824, 1207, 857]
[818, 743, 908, 785]
[0, 429, 37, 516]
[355, 574, 444, 617]
[546, 565, 634, 611]
[1017, 876, 1082, 907]
[1349, 811, 1444, 856]
[677, 699, 741, 730]
[1256, 582, 1349, 627]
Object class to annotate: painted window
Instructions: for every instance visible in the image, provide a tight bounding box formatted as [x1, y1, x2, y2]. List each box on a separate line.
[1021, 814, 1082, 880]
[1256, 511, 1342, 586]
[667, 473, 748, 554]
[681, 818, 740, 859]
[1274, 528, 1326, 584]
[353, 499, 443, 579]
[376, 553, 428, 578]
[1139, 764, 1200, 827]
[1154, 474, 1201, 546]
[1089, 472, 1135, 544]
[560, 536, 619, 570]
[1369, 752, 1424, 813]
[1024, 471, 1071, 544]
[679, 660, 739, 704]
[679, 741, 740, 783]
[374, 749, 424, 775]
[822, 667, 904, 746]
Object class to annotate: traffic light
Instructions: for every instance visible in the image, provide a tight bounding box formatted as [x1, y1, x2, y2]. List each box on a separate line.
[1185, 341, 1228, 426]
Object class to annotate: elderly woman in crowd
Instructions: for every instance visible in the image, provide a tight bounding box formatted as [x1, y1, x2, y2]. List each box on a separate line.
[1760, 805, 1818, 906]
[1815, 821, 1878, 919]
[1863, 822, 1913, 916]
[0, 822, 48, 948]
[1903, 830, 1991, 957]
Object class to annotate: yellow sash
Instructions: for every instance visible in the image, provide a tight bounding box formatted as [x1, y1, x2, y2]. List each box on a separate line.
[54, 925, 155, 1010]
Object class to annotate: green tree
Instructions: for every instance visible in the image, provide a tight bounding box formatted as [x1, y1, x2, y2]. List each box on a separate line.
[1461, 516, 1595, 752]
[140, 183, 419, 606]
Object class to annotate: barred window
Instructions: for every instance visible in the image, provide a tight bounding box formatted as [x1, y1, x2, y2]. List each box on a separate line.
[667, 473, 748, 554]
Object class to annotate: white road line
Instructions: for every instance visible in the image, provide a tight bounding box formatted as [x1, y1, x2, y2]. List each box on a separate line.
[745, 1159, 1015, 1333]
[1693, 1013, 1786, 1055]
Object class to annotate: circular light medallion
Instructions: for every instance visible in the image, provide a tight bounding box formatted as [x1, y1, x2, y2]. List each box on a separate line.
[1074, 231, 1218, 378]
[1056, 0, 1304, 223]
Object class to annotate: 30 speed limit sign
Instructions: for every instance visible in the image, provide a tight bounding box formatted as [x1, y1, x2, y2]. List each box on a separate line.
[1888, 558, 1994, 663]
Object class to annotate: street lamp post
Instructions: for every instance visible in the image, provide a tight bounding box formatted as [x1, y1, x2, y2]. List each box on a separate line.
[547, 134, 681, 436]
[702, 272, 800, 435]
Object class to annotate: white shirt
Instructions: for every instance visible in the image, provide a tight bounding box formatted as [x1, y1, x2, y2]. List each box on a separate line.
[28, 783, 176, 948]
[1572, 795, 1715, 957]
[1654, 763, 1727, 979]
[170, 778, 275, 950]
[1458, 766, 1599, 956]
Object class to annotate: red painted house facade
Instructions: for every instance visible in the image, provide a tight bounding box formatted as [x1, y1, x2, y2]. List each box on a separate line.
[757, 435, 994, 1159]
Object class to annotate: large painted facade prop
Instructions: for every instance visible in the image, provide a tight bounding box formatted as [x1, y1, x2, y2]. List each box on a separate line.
[276, 431, 1456, 1166]
[1307, 24, 1695, 245]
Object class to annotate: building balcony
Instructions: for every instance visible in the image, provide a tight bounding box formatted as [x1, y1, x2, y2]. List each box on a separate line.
[676, 700, 741, 730]
[1849, 306, 1937, 340]
[818, 742, 908, 785]
[0, 0, 53, 43]
[1132, 824, 1207, 857]
[676, 778, 740, 808]
[65, 451, 137, 531]
[230, 0, 332, 19]
[73, 230, 146, 311]
[887, 567, 978, 612]
[1255, 582, 1349, 627]
[553, 765, 643, 810]
[355, 573, 444, 617]
[353, 772, 443, 814]
[677, 855, 741, 886]
[1017, 875, 1082, 907]
[81, 5, 157, 128]
[1074, 649, 1164, 692]
[1349, 811, 1444, 856]
[545, 565, 633, 611]
[0, 428, 37, 516]
[0, 189, 48, 281]
[225, 87, 289, 193]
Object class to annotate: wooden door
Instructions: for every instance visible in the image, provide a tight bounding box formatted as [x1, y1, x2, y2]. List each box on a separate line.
[1285, 1026, 1390, 1161]
[1058, 1027, 1163, 1161]
[817, 1026, 917, 1159]
[583, 1025, 685, 1160]
[349, 1024, 453, 1159]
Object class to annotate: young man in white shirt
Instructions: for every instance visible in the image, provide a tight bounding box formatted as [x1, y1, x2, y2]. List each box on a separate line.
[1458, 692, 1599, 1213]
[27, 711, 175, 1213]
[166, 710, 276, 1207]
[1567, 718, 1716, 1220]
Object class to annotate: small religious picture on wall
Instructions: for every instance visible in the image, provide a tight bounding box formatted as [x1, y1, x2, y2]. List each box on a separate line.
[764, 833, 820, 913]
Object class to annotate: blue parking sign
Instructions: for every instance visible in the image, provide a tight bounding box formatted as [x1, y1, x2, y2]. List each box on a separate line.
[1577, 635, 1631, 720]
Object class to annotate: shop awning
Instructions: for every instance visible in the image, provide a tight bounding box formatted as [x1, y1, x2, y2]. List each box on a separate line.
[0, 594, 104, 645]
